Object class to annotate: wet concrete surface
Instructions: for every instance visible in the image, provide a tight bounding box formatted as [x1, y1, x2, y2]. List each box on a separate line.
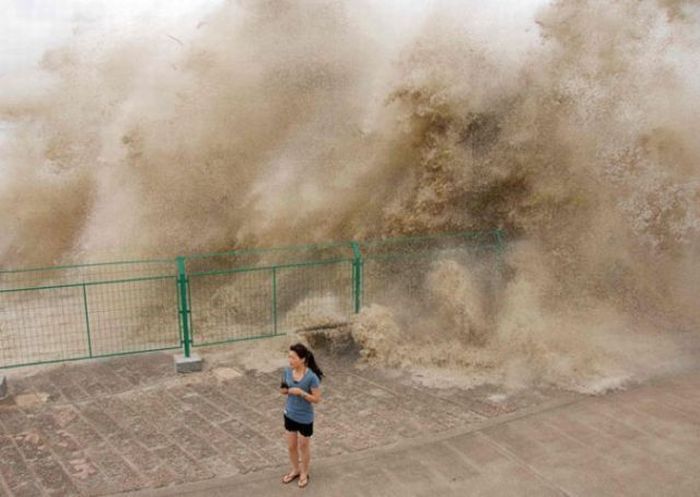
[0, 342, 578, 496]
[115, 366, 700, 497]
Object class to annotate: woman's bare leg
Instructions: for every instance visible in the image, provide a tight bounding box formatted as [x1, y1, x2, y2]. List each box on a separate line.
[298, 435, 311, 480]
[286, 432, 300, 475]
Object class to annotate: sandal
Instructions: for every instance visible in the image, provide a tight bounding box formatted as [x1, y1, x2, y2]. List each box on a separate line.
[282, 471, 300, 484]
[298, 474, 310, 488]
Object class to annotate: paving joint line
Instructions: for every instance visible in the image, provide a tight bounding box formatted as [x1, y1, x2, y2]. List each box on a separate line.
[75, 392, 218, 488]
[345, 370, 488, 421]
[441, 438, 487, 475]
[107, 393, 586, 497]
[634, 396, 700, 426]
[0, 470, 12, 497]
[30, 416, 96, 497]
[477, 431, 577, 497]
[69, 399, 157, 488]
[171, 388, 278, 463]
[0, 412, 51, 497]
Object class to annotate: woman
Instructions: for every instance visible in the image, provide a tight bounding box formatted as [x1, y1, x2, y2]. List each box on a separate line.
[280, 342, 323, 488]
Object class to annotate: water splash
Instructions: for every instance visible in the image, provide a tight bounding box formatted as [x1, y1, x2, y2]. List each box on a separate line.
[1, 0, 698, 391]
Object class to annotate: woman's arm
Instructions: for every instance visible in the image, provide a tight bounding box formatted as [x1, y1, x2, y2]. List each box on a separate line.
[287, 387, 321, 404]
[302, 387, 321, 404]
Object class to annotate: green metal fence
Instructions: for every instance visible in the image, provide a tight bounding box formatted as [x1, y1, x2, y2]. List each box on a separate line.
[0, 260, 181, 369]
[0, 230, 504, 369]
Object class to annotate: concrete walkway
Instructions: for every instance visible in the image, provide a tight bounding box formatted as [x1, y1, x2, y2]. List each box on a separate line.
[0, 345, 572, 497]
[113, 369, 700, 497]
[1, 345, 699, 497]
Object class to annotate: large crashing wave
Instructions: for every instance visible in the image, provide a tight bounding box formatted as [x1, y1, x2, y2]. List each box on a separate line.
[0, 0, 698, 391]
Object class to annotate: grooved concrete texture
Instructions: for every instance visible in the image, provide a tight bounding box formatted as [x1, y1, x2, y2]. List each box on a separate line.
[115, 368, 700, 497]
[1, 344, 698, 497]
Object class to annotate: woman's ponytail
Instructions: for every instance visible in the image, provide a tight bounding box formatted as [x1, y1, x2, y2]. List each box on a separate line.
[306, 351, 324, 382]
[290, 343, 324, 381]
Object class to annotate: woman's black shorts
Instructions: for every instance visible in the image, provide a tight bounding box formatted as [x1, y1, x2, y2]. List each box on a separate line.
[284, 414, 313, 437]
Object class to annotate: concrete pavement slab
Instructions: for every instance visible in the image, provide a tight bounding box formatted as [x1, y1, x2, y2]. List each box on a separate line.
[108, 368, 700, 497]
[1, 341, 699, 497]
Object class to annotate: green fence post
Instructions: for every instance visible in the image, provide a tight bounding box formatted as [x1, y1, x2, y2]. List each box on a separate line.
[494, 229, 506, 278]
[176, 256, 192, 358]
[494, 228, 505, 253]
[271, 266, 278, 335]
[351, 241, 363, 313]
[82, 284, 93, 358]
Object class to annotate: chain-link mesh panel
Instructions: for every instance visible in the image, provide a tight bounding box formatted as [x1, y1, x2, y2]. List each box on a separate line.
[85, 277, 180, 356]
[360, 232, 504, 331]
[0, 231, 503, 369]
[0, 260, 176, 290]
[0, 258, 181, 368]
[185, 243, 354, 274]
[275, 260, 353, 334]
[0, 285, 88, 368]
[188, 269, 274, 345]
[186, 244, 355, 345]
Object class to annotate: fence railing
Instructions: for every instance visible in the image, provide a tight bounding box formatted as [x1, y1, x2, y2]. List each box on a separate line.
[0, 230, 504, 369]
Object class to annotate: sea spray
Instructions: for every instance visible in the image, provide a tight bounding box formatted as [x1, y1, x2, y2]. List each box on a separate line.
[0, 0, 698, 391]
